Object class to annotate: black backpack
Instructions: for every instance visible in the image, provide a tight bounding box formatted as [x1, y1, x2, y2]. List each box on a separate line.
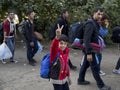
[111, 26, 120, 43]
[49, 24, 56, 40]
[69, 22, 84, 43]
[49, 18, 62, 40]
[75, 22, 85, 40]
[71, 19, 95, 43]
[0, 22, 4, 44]
[0, 20, 11, 44]
[18, 20, 30, 35]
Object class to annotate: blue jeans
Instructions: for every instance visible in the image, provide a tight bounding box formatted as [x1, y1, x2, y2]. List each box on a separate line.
[6, 37, 15, 59]
[26, 37, 38, 62]
[78, 53, 105, 88]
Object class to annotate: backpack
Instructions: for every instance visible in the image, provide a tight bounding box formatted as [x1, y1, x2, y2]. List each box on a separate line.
[49, 18, 64, 40]
[111, 26, 120, 43]
[0, 22, 4, 44]
[69, 22, 81, 43]
[71, 19, 97, 49]
[75, 22, 85, 40]
[49, 24, 56, 40]
[40, 52, 59, 79]
[73, 19, 96, 42]
[69, 21, 87, 44]
[18, 20, 29, 34]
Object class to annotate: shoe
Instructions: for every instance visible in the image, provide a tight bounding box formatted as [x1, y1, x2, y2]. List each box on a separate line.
[99, 70, 106, 76]
[70, 65, 77, 70]
[78, 80, 90, 85]
[113, 69, 120, 75]
[29, 62, 36, 66]
[32, 59, 37, 63]
[10, 60, 18, 63]
[99, 85, 111, 90]
[1, 59, 7, 64]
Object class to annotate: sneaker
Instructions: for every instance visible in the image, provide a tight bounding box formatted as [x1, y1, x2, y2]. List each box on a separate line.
[29, 62, 36, 66]
[113, 69, 120, 75]
[32, 59, 37, 63]
[99, 70, 106, 76]
[1, 59, 7, 64]
[10, 60, 18, 63]
[99, 85, 111, 90]
[78, 80, 90, 85]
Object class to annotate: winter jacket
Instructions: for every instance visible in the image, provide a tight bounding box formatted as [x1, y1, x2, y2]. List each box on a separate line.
[3, 18, 15, 36]
[83, 19, 100, 54]
[24, 19, 34, 43]
[50, 38, 70, 84]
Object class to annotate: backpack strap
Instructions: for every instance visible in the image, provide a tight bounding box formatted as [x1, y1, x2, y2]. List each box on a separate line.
[86, 19, 96, 28]
[51, 52, 60, 65]
[48, 52, 60, 81]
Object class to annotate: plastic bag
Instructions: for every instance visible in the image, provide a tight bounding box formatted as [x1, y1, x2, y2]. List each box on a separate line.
[37, 41, 43, 53]
[0, 43, 12, 60]
[98, 36, 106, 50]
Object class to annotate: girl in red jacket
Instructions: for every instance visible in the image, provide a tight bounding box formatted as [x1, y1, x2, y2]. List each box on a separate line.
[50, 24, 71, 90]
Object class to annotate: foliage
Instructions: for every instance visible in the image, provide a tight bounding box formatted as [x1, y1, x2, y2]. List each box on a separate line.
[0, 0, 120, 43]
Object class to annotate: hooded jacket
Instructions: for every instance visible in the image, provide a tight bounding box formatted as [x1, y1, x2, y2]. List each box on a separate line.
[50, 38, 70, 84]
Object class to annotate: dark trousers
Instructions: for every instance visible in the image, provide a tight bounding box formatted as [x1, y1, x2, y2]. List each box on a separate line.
[53, 82, 69, 90]
[78, 53, 105, 88]
[115, 58, 120, 69]
[68, 59, 73, 68]
[26, 37, 38, 62]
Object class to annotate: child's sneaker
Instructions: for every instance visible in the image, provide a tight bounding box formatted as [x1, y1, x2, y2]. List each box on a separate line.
[99, 70, 106, 76]
[113, 69, 120, 75]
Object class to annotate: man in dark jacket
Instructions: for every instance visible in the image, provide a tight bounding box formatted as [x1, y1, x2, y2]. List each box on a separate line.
[77, 7, 111, 90]
[50, 9, 69, 40]
[24, 9, 38, 66]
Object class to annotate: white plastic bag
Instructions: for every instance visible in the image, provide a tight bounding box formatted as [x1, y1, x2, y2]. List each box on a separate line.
[37, 41, 43, 53]
[0, 43, 12, 60]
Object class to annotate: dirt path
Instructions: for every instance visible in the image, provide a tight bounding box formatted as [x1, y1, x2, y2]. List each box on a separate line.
[0, 41, 120, 90]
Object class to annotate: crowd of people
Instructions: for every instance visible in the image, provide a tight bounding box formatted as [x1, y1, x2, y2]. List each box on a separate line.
[0, 6, 120, 90]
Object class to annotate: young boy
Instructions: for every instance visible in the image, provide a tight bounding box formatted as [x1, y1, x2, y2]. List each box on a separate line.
[50, 24, 71, 90]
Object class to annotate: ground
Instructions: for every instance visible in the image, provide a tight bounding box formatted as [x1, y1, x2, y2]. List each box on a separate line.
[0, 40, 120, 90]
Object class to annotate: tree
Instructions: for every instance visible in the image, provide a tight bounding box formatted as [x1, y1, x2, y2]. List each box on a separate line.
[0, 0, 120, 43]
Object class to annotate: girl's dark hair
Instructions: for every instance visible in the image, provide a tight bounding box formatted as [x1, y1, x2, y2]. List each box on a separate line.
[59, 34, 69, 42]
[101, 13, 109, 21]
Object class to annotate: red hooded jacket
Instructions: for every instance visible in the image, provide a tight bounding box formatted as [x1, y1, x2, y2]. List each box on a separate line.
[50, 38, 70, 80]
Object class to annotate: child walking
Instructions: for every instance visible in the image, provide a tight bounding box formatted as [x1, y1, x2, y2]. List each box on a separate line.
[50, 24, 71, 90]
